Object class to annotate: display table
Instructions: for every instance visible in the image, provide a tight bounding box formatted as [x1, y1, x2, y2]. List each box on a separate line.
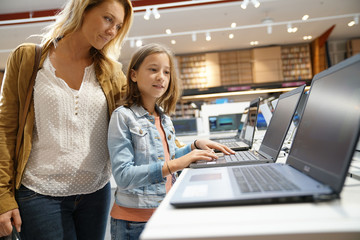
[140, 162, 360, 240]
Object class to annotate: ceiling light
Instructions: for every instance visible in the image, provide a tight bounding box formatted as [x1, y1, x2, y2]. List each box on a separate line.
[287, 23, 292, 32]
[251, 0, 260, 8]
[229, 33, 234, 39]
[231, 22, 236, 28]
[348, 20, 355, 27]
[267, 25, 272, 34]
[192, 32, 197, 42]
[261, 17, 273, 35]
[166, 29, 172, 34]
[144, 8, 151, 20]
[349, 15, 359, 26]
[355, 15, 359, 24]
[130, 39, 135, 48]
[206, 32, 211, 41]
[287, 23, 298, 33]
[171, 40, 176, 44]
[250, 41, 259, 46]
[242, 0, 260, 9]
[136, 39, 142, 47]
[152, 8, 160, 19]
[302, 15, 309, 21]
[303, 35, 312, 40]
[241, 0, 249, 9]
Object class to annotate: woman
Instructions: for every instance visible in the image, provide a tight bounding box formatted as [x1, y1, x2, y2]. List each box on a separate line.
[0, 0, 133, 239]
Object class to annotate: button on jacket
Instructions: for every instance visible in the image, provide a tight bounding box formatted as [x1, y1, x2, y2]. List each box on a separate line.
[0, 43, 126, 214]
[108, 105, 191, 208]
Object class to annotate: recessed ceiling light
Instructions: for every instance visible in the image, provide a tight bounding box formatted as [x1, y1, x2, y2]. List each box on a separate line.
[302, 15, 309, 21]
[231, 22, 236, 28]
[206, 32, 211, 41]
[166, 29, 172, 34]
[229, 33, 234, 39]
[136, 40, 142, 47]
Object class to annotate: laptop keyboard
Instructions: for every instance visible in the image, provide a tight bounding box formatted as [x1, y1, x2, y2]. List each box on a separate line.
[223, 142, 242, 148]
[232, 165, 300, 193]
[218, 138, 237, 143]
[224, 151, 260, 162]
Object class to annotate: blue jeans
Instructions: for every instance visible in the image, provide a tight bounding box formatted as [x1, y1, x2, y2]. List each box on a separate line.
[110, 218, 146, 240]
[15, 183, 111, 240]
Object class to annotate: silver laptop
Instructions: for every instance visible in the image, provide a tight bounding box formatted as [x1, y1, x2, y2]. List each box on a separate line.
[190, 85, 305, 168]
[210, 98, 260, 151]
[170, 54, 360, 208]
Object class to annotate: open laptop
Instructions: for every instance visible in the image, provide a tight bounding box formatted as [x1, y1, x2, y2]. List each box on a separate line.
[173, 118, 198, 136]
[208, 113, 243, 134]
[170, 54, 360, 208]
[190, 85, 305, 168]
[210, 98, 260, 151]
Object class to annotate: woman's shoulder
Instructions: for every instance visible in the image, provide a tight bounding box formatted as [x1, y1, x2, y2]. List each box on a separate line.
[108, 59, 123, 75]
[9, 43, 37, 59]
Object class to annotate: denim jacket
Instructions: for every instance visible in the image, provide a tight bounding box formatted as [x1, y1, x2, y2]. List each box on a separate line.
[108, 104, 191, 209]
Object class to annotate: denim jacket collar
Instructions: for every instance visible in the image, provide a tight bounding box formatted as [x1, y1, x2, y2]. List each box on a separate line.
[129, 104, 166, 121]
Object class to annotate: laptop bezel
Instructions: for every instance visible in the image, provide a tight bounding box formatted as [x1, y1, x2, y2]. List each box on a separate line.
[257, 85, 306, 160]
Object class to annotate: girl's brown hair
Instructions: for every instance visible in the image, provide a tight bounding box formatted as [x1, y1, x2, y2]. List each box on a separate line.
[123, 43, 182, 115]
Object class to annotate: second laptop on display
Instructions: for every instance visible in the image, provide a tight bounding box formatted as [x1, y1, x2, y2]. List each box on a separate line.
[190, 84, 306, 168]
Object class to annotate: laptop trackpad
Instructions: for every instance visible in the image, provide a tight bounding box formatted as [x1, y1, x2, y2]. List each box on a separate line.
[190, 173, 222, 182]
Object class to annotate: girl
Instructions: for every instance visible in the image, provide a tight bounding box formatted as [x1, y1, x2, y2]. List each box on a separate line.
[108, 43, 234, 239]
[0, 0, 133, 239]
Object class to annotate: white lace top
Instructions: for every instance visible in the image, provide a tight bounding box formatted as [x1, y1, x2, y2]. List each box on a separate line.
[22, 55, 111, 196]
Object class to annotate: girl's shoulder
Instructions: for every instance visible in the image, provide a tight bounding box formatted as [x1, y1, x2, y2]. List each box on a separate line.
[113, 105, 131, 115]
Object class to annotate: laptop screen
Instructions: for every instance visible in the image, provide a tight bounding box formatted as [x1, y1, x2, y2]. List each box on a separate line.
[258, 85, 305, 159]
[209, 113, 242, 132]
[287, 54, 360, 192]
[239, 98, 260, 143]
[173, 118, 197, 136]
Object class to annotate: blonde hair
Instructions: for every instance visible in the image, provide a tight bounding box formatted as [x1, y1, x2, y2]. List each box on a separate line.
[41, 0, 133, 77]
[123, 43, 182, 115]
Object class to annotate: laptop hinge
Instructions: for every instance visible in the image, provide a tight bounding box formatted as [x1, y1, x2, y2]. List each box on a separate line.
[312, 193, 339, 202]
[257, 150, 273, 160]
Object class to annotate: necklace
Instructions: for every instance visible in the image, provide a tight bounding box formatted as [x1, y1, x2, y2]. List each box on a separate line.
[144, 107, 156, 116]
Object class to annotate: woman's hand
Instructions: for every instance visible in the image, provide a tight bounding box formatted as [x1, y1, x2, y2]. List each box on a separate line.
[0, 209, 21, 237]
[192, 139, 235, 155]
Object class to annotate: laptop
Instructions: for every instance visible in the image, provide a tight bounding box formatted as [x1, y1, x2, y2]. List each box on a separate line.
[190, 85, 305, 168]
[210, 98, 260, 151]
[170, 54, 360, 208]
[173, 118, 198, 136]
[208, 113, 243, 133]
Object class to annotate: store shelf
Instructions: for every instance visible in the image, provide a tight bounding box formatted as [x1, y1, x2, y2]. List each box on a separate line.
[219, 49, 253, 86]
[177, 54, 207, 90]
[281, 44, 312, 81]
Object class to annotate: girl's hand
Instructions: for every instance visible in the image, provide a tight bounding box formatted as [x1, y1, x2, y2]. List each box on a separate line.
[192, 139, 235, 155]
[167, 149, 218, 174]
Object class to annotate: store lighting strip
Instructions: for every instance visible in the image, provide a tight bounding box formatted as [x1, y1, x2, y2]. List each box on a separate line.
[181, 86, 311, 100]
[127, 13, 359, 42]
[0, 0, 224, 26]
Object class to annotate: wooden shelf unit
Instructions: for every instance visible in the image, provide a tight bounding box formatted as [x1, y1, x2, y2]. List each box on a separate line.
[281, 44, 312, 81]
[219, 50, 253, 86]
[177, 54, 207, 90]
[347, 38, 360, 57]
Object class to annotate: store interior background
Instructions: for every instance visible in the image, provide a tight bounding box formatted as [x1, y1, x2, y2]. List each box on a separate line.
[1, 1, 360, 239]
[1, 0, 360, 127]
